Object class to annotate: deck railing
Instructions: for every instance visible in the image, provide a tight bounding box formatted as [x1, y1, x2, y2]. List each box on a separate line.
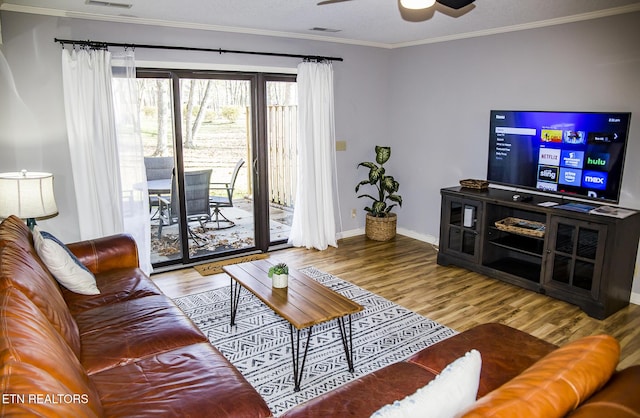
[267, 105, 298, 207]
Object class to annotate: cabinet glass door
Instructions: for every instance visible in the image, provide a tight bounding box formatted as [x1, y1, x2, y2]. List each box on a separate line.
[445, 198, 480, 259]
[547, 218, 605, 298]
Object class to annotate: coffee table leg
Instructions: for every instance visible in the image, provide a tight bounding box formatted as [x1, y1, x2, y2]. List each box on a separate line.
[337, 315, 356, 373]
[230, 278, 242, 326]
[290, 324, 313, 392]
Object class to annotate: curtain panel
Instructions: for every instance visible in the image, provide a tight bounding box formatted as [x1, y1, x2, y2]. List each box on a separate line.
[111, 51, 152, 274]
[61, 48, 151, 274]
[288, 62, 338, 250]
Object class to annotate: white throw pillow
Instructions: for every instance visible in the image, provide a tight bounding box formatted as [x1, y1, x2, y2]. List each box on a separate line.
[33, 226, 100, 295]
[371, 349, 482, 418]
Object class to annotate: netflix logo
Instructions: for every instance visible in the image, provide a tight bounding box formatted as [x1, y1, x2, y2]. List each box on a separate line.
[538, 148, 561, 166]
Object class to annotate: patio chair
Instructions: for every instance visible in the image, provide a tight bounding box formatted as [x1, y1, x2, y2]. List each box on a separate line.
[144, 156, 173, 219]
[158, 169, 212, 246]
[209, 159, 245, 229]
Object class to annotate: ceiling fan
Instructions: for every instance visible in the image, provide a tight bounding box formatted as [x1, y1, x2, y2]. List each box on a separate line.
[317, 0, 475, 10]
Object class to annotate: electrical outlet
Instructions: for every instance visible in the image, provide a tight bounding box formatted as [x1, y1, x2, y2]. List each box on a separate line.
[351, 209, 357, 218]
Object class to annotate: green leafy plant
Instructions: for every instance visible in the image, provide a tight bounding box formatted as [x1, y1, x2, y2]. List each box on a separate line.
[356, 146, 402, 217]
[268, 262, 289, 278]
[221, 106, 239, 123]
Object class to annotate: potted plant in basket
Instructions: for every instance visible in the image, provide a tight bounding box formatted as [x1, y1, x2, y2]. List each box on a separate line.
[356, 146, 403, 241]
[268, 262, 289, 288]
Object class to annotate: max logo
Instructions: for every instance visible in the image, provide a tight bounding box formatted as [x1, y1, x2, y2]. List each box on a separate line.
[582, 171, 607, 190]
[584, 176, 604, 184]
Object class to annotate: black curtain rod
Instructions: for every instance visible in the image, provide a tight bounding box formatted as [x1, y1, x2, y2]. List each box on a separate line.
[53, 38, 343, 62]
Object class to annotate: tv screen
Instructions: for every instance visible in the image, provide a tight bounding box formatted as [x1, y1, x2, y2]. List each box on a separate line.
[487, 110, 631, 203]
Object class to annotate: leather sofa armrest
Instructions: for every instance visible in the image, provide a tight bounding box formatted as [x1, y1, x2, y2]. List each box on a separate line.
[461, 334, 620, 418]
[407, 323, 557, 398]
[568, 365, 640, 417]
[67, 234, 139, 274]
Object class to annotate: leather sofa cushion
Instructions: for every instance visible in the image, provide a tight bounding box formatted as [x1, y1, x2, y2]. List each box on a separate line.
[62, 267, 163, 315]
[407, 323, 557, 398]
[568, 365, 640, 417]
[0, 242, 81, 358]
[0, 287, 104, 417]
[461, 334, 620, 417]
[0, 215, 34, 251]
[75, 294, 208, 374]
[91, 342, 272, 418]
[280, 361, 437, 417]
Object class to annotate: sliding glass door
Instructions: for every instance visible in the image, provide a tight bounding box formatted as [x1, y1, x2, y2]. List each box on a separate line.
[137, 70, 296, 268]
[266, 78, 297, 243]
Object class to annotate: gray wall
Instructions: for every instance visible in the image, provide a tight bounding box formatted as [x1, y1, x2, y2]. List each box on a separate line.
[386, 12, 640, 294]
[0, 11, 391, 241]
[1, 10, 639, 294]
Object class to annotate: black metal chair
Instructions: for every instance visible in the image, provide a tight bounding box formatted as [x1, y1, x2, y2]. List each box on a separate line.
[209, 159, 245, 229]
[144, 156, 173, 219]
[158, 169, 212, 246]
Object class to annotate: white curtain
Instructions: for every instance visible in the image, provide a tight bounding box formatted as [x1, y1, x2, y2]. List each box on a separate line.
[288, 61, 338, 250]
[111, 51, 152, 274]
[61, 48, 151, 274]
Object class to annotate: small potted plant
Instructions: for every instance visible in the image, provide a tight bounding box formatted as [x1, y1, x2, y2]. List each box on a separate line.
[356, 145, 403, 241]
[268, 262, 289, 288]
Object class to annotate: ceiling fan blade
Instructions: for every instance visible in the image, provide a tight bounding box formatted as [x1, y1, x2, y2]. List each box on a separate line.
[317, 0, 353, 5]
[436, 0, 475, 10]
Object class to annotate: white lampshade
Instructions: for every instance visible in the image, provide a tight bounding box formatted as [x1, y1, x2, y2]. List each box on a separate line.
[400, 0, 437, 9]
[0, 171, 58, 223]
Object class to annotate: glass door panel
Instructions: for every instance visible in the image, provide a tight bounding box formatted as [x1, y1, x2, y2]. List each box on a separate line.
[449, 201, 462, 226]
[462, 231, 476, 255]
[139, 70, 296, 269]
[178, 78, 255, 262]
[546, 217, 605, 299]
[137, 77, 181, 265]
[266, 79, 297, 245]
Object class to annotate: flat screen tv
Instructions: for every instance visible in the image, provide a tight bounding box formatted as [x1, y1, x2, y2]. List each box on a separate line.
[487, 110, 631, 204]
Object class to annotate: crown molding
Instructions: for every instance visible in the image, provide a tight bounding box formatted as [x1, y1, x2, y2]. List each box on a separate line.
[0, 4, 389, 48]
[2, 3, 639, 50]
[392, 4, 640, 48]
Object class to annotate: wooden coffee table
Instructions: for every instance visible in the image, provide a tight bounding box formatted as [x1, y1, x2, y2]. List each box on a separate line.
[223, 259, 363, 391]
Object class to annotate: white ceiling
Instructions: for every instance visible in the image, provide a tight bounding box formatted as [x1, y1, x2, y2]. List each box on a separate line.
[2, 0, 640, 48]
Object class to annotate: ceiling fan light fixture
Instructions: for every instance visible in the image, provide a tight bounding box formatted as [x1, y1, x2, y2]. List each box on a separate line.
[400, 0, 437, 9]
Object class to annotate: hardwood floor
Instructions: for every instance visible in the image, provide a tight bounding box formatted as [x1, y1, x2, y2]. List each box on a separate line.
[152, 234, 640, 369]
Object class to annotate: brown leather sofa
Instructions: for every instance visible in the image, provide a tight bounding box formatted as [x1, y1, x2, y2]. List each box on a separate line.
[281, 320, 640, 417]
[0, 215, 271, 417]
[2, 214, 639, 417]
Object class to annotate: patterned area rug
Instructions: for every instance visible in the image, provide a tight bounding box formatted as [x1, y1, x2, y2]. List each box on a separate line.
[174, 267, 456, 416]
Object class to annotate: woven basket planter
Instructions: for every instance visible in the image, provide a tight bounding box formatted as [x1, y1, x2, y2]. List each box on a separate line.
[365, 213, 397, 241]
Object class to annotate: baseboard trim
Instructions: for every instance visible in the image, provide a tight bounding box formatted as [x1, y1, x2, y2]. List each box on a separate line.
[337, 227, 438, 244]
[337, 228, 364, 239]
[630, 291, 640, 306]
[397, 228, 439, 246]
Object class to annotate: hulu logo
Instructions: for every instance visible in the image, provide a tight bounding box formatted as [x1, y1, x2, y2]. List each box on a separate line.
[587, 156, 607, 166]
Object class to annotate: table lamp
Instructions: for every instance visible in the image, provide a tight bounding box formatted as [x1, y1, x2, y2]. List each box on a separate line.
[0, 170, 59, 229]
